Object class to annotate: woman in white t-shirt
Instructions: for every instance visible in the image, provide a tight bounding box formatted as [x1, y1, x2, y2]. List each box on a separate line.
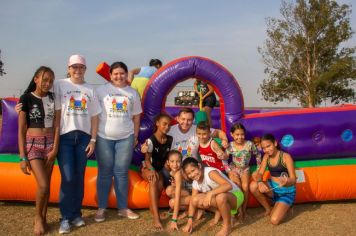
[94, 62, 142, 222]
[54, 55, 102, 234]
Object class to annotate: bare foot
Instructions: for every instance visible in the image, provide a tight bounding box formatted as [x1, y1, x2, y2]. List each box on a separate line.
[215, 226, 231, 236]
[264, 210, 271, 216]
[194, 209, 205, 220]
[34, 217, 45, 236]
[231, 215, 238, 227]
[153, 219, 164, 231]
[237, 211, 245, 223]
[243, 210, 249, 219]
[178, 211, 188, 220]
[160, 209, 172, 220]
[208, 218, 219, 227]
[209, 211, 221, 227]
[43, 217, 48, 231]
[255, 209, 271, 219]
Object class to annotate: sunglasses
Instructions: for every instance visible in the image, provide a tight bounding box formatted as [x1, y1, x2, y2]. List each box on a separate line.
[70, 65, 86, 70]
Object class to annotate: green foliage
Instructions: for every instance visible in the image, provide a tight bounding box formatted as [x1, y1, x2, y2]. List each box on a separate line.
[0, 50, 5, 76]
[259, 0, 356, 107]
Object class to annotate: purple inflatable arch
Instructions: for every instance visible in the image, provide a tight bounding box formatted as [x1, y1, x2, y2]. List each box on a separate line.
[138, 56, 244, 142]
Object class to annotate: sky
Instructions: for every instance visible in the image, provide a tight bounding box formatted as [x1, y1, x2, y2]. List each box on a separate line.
[0, 0, 355, 107]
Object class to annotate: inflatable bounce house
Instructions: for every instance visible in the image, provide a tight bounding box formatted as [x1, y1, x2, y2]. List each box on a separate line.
[1, 56, 355, 208]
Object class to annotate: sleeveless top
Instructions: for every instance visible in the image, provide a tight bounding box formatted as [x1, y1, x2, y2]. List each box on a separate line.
[199, 139, 225, 171]
[19, 92, 55, 128]
[267, 151, 289, 177]
[197, 81, 210, 96]
[192, 167, 240, 193]
[226, 140, 262, 169]
[149, 134, 173, 171]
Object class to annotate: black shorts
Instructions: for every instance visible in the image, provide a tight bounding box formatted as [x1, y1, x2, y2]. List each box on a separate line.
[202, 94, 216, 108]
[160, 167, 171, 188]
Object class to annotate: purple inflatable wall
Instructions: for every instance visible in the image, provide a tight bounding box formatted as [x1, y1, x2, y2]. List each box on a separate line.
[0, 100, 19, 153]
[242, 108, 356, 161]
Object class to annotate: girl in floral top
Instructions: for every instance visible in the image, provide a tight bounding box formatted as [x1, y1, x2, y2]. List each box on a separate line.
[226, 123, 262, 220]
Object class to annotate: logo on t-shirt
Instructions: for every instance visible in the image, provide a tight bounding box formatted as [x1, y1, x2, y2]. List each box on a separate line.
[106, 95, 130, 118]
[175, 140, 194, 158]
[29, 104, 41, 122]
[64, 90, 90, 116]
[200, 154, 216, 163]
[111, 97, 128, 113]
[69, 96, 87, 112]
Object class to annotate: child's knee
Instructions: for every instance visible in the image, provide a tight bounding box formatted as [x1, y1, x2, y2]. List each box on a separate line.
[251, 171, 259, 180]
[215, 193, 228, 205]
[191, 195, 200, 206]
[242, 182, 249, 192]
[270, 215, 281, 225]
[169, 198, 175, 208]
[249, 181, 258, 193]
[37, 184, 50, 197]
[166, 186, 173, 197]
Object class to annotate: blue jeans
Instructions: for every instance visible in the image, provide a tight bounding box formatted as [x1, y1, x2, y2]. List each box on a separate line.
[96, 134, 134, 209]
[57, 130, 90, 221]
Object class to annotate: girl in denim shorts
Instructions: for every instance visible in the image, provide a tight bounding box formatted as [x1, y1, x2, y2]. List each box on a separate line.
[249, 134, 296, 225]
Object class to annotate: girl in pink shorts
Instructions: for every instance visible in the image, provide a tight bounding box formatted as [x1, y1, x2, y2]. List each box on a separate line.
[18, 66, 59, 236]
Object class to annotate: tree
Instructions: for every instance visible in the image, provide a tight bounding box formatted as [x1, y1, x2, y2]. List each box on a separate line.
[258, 0, 356, 107]
[0, 50, 5, 76]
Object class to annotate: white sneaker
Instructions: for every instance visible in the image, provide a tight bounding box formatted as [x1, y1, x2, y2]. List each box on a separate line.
[59, 220, 71, 234]
[118, 209, 140, 220]
[71, 217, 86, 227]
[95, 208, 106, 222]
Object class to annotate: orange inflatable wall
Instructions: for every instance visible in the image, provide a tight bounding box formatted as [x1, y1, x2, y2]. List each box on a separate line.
[1, 157, 356, 208]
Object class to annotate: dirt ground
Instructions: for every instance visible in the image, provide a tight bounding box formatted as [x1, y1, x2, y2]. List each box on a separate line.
[0, 201, 356, 236]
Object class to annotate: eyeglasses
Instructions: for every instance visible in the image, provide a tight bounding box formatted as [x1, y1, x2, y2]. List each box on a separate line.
[70, 65, 86, 70]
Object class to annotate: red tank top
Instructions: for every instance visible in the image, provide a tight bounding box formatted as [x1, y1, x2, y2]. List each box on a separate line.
[199, 139, 225, 171]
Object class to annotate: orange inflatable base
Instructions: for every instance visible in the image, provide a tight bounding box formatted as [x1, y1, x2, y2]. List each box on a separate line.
[0, 162, 356, 209]
[0, 163, 169, 209]
[247, 164, 356, 207]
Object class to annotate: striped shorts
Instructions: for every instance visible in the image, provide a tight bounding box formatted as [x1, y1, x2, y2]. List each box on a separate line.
[26, 134, 54, 161]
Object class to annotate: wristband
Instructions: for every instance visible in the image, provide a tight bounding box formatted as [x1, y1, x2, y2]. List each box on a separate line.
[90, 138, 96, 143]
[148, 167, 155, 171]
[170, 218, 177, 222]
[20, 157, 28, 162]
[187, 215, 193, 219]
[257, 180, 262, 183]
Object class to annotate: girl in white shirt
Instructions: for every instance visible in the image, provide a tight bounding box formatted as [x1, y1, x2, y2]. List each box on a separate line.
[181, 158, 244, 236]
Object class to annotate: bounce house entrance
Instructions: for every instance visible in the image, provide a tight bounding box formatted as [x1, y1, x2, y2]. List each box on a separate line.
[139, 56, 245, 140]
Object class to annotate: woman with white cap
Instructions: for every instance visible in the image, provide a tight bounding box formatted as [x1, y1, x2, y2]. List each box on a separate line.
[54, 55, 101, 234]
